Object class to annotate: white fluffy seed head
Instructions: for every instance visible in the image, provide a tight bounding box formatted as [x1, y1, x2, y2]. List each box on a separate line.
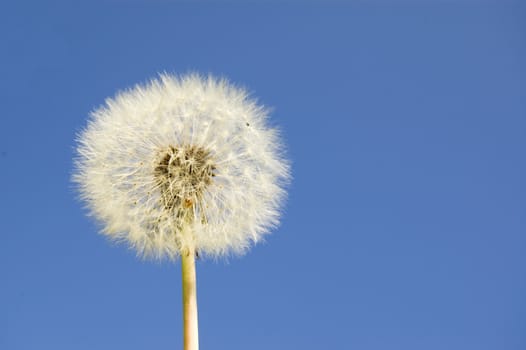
[73, 73, 290, 260]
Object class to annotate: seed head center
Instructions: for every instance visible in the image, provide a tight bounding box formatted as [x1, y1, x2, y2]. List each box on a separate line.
[154, 145, 216, 212]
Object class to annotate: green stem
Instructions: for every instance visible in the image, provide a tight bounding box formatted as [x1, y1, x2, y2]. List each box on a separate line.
[182, 246, 199, 350]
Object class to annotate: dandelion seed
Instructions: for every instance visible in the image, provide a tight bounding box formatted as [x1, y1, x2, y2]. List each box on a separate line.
[73, 73, 290, 350]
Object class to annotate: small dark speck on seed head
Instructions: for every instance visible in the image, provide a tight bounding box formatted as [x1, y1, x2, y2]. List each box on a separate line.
[246, 123, 250, 127]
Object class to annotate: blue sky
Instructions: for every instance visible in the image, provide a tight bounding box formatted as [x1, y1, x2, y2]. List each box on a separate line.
[1, 1, 525, 349]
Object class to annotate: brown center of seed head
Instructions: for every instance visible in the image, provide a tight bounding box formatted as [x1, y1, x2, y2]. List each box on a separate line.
[154, 145, 216, 216]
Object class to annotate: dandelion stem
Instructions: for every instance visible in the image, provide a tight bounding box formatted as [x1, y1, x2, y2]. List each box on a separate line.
[182, 245, 199, 350]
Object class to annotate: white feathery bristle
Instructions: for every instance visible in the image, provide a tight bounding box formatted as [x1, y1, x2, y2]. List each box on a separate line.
[73, 73, 290, 260]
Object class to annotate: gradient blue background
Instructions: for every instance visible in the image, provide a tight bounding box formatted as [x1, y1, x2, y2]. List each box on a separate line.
[1, 1, 525, 349]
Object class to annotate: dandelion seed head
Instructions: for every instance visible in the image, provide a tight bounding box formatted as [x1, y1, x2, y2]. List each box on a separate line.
[73, 73, 290, 260]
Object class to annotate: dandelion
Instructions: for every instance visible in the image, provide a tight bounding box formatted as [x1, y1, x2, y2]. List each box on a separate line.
[73, 73, 290, 350]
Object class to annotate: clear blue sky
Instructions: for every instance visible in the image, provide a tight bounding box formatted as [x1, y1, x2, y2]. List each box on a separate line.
[1, 1, 525, 349]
